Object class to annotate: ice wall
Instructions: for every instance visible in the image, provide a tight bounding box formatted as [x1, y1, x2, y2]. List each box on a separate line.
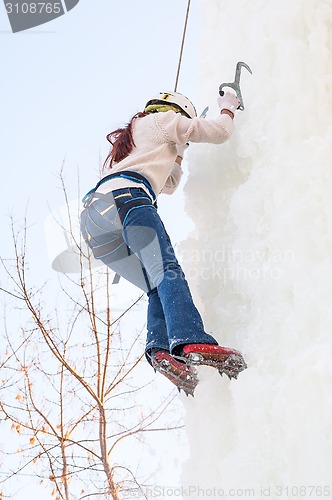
[180, 0, 332, 494]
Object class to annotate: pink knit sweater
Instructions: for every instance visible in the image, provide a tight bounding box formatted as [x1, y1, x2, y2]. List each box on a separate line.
[97, 110, 234, 199]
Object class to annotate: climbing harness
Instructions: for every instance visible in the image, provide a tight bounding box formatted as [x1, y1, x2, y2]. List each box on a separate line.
[82, 170, 157, 208]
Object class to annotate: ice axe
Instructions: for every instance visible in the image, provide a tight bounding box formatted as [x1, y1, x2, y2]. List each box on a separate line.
[199, 61, 252, 118]
[219, 61, 252, 110]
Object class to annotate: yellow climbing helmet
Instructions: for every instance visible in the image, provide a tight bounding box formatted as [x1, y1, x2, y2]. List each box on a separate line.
[144, 91, 197, 119]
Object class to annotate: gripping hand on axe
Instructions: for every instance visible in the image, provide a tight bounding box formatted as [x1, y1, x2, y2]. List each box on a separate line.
[219, 61, 252, 111]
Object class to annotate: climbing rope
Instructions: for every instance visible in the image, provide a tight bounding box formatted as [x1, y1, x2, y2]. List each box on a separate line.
[174, 0, 191, 92]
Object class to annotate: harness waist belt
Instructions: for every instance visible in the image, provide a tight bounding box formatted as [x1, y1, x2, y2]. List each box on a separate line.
[82, 170, 156, 207]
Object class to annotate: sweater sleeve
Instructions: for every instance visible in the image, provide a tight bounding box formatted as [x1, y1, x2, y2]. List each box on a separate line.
[161, 162, 183, 195]
[154, 111, 234, 145]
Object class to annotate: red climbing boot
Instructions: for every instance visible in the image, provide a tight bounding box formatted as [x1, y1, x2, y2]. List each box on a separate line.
[177, 343, 247, 380]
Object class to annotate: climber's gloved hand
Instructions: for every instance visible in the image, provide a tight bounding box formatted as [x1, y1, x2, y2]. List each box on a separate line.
[176, 143, 189, 159]
[218, 92, 240, 115]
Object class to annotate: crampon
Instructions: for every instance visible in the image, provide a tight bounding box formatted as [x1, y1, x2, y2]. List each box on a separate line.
[175, 344, 247, 380]
[150, 350, 198, 397]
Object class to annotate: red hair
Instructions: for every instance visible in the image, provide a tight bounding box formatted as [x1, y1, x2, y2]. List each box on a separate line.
[103, 112, 148, 170]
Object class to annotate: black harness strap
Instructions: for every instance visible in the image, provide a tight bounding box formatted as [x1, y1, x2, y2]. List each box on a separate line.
[89, 236, 127, 259]
[116, 197, 153, 225]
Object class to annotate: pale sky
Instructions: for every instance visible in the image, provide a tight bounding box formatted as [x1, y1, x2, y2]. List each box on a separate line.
[1, 0, 202, 274]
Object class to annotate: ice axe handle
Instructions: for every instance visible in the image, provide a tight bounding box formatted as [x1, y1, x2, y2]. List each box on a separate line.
[219, 62, 252, 111]
[219, 84, 243, 111]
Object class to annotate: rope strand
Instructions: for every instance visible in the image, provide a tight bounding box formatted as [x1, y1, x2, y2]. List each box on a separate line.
[174, 0, 191, 92]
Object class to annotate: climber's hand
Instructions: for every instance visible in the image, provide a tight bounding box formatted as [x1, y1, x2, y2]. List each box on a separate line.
[218, 92, 240, 116]
[176, 143, 189, 159]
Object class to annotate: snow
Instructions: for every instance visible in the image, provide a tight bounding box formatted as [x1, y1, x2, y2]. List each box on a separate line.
[178, 0, 332, 495]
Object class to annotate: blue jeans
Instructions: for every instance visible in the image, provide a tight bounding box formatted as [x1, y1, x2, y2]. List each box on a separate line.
[80, 187, 218, 358]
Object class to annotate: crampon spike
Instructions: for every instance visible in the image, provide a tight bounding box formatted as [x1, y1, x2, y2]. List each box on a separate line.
[181, 387, 194, 398]
[150, 350, 199, 396]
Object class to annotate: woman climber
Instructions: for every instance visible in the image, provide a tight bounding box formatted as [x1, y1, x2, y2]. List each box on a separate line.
[80, 90, 247, 396]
